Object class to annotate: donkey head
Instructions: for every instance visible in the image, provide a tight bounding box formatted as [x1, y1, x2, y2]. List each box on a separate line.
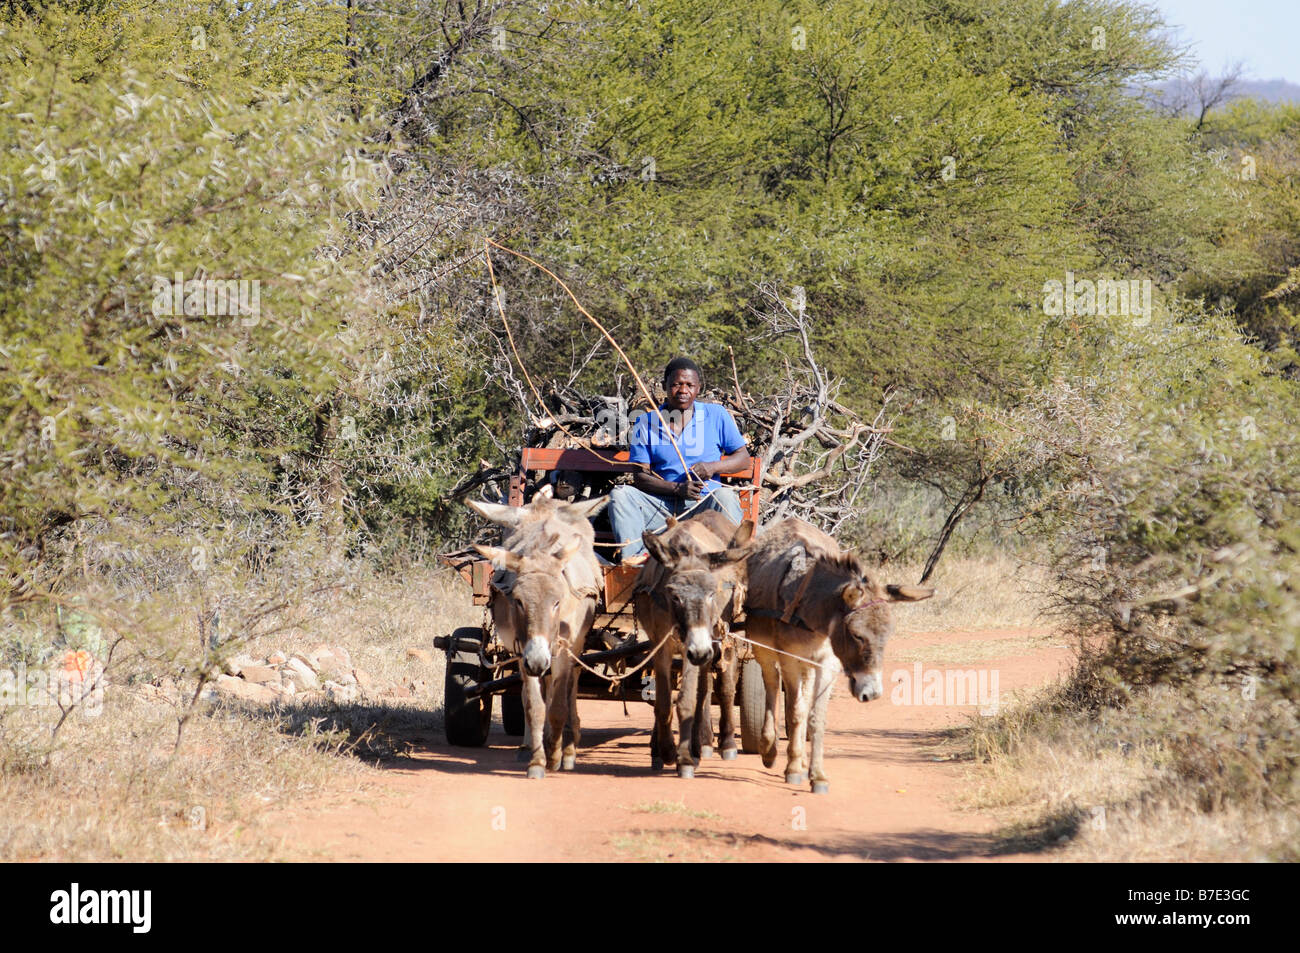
[474, 535, 584, 677]
[824, 552, 934, 701]
[468, 495, 608, 548]
[642, 519, 754, 666]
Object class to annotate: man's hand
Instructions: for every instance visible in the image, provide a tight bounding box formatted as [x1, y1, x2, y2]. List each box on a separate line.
[687, 461, 714, 483]
[677, 479, 703, 501]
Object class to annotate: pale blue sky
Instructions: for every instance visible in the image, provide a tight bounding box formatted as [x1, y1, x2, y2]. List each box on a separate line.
[1155, 0, 1298, 82]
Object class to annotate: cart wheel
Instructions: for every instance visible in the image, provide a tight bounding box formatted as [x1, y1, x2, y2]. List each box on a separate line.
[444, 626, 493, 747]
[739, 657, 769, 755]
[501, 689, 525, 737]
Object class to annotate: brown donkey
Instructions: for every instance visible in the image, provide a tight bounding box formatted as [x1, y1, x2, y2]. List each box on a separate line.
[635, 511, 754, 777]
[469, 496, 607, 779]
[744, 518, 933, 793]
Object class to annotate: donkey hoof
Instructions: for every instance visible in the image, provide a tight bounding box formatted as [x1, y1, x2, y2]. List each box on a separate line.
[677, 764, 695, 779]
[526, 766, 546, 780]
[812, 781, 829, 794]
[720, 747, 738, 761]
[785, 773, 807, 787]
[561, 754, 576, 771]
[700, 746, 714, 760]
[651, 755, 664, 772]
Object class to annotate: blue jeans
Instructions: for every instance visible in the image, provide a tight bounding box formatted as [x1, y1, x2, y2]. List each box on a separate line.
[608, 484, 743, 560]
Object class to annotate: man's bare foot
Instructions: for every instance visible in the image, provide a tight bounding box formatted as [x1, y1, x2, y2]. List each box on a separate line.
[623, 553, 649, 567]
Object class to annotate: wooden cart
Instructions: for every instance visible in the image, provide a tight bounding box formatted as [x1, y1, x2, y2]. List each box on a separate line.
[435, 446, 769, 751]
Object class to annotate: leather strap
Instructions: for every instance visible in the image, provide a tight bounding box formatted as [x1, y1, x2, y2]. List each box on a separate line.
[781, 565, 817, 625]
[747, 605, 815, 633]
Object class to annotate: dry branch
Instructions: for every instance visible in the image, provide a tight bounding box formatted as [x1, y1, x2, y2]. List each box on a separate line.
[456, 282, 899, 536]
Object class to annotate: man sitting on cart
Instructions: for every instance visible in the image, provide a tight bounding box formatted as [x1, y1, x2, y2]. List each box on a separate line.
[609, 356, 751, 564]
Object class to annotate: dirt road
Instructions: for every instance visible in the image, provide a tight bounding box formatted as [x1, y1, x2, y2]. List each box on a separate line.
[272, 627, 1071, 861]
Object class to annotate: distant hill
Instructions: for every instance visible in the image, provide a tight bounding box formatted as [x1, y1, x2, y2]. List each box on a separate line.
[1141, 76, 1300, 114]
[1236, 79, 1300, 104]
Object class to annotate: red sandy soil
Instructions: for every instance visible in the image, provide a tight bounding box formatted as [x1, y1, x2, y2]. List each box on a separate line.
[270, 627, 1072, 862]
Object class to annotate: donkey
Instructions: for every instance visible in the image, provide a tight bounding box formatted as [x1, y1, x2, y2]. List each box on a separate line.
[744, 518, 934, 793]
[469, 496, 607, 779]
[635, 511, 754, 777]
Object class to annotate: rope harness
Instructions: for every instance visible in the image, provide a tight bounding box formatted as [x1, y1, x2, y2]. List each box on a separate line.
[556, 631, 670, 685]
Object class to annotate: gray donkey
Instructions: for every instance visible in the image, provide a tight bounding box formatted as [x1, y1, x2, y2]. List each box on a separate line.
[635, 511, 754, 777]
[745, 518, 934, 793]
[469, 496, 607, 779]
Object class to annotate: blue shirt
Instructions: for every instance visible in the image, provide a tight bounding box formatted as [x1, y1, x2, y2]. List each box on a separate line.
[628, 401, 746, 497]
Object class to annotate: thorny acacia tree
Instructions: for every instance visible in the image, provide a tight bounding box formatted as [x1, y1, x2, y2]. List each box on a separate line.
[0, 1, 387, 725]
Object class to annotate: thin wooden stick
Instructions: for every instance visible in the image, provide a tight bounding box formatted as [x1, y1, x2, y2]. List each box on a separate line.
[485, 237, 693, 479]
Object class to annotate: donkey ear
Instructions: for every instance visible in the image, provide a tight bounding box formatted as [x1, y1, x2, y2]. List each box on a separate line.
[840, 581, 869, 609]
[557, 537, 583, 561]
[473, 544, 524, 573]
[727, 519, 755, 548]
[642, 530, 674, 567]
[709, 546, 750, 566]
[467, 499, 524, 528]
[568, 495, 609, 519]
[886, 584, 935, 603]
[835, 550, 864, 575]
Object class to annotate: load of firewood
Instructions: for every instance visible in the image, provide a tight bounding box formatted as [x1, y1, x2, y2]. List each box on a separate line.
[453, 284, 901, 534]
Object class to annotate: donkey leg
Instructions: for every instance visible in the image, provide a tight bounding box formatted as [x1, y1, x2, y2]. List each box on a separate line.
[782, 658, 813, 785]
[756, 647, 781, 769]
[717, 650, 739, 760]
[523, 673, 547, 779]
[561, 656, 581, 770]
[651, 638, 676, 770]
[808, 656, 836, 793]
[675, 659, 701, 777]
[517, 674, 532, 762]
[694, 663, 715, 760]
[544, 661, 569, 773]
[564, 604, 594, 771]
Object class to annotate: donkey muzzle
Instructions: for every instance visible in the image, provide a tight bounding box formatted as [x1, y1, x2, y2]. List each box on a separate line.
[522, 637, 552, 677]
[683, 627, 714, 666]
[850, 671, 883, 702]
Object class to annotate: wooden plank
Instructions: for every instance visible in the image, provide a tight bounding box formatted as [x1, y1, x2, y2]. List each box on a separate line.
[471, 558, 490, 606]
[744, 460, 763, 524]
[521, 447, 636, 473]
[517, 446, 764, 524]
[602, 563, 641, 613]
[521, 445, 760, 482]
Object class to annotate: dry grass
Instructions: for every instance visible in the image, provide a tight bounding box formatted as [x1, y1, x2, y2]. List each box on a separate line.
[954, 681, 1299, 862]
[0, 692, 361, 861]
[890, 632, 1066, 665]
[0, 564, 483, 861]
[879, 553, 1295, 862]
[610, 828, 739, 862]
[886, 553, 1055, 633]
[625, 799, 721, 820]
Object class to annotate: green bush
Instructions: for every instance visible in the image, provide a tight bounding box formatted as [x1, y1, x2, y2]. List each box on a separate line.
[986, 305, 1299, 803]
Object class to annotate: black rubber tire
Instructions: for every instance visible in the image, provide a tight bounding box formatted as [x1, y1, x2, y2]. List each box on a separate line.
[444, 626, 493, 747]
[739, 657, 768, 754]
[501, 689, 525, 737]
